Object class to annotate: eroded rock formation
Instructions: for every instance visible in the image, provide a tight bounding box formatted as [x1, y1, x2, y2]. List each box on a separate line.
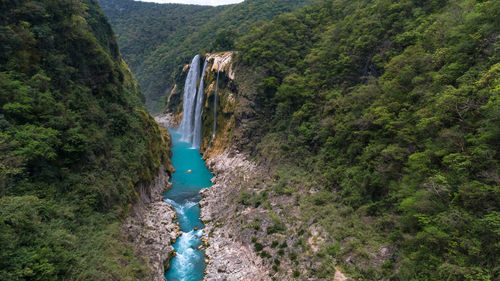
[121, 167, 180, 281]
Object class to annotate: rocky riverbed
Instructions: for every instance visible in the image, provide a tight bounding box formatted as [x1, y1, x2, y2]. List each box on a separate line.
[198, 148, 353, 281]
[121, 166, 180, 281]
[200, 149, 271, 281]
[154, 113, 177, 129]
[152, 113, 353, 280]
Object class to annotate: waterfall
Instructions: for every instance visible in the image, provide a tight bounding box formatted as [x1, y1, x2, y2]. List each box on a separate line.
[212, 63, 220, 141]
[192, 60, 208, 148]
[179, 55, 201, 143]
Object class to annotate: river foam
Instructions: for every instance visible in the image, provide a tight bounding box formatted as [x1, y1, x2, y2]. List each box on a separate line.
[164, 129, 213, 281]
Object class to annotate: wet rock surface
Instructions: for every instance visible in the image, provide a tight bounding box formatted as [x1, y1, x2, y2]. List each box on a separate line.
[122, 166, 180, 281]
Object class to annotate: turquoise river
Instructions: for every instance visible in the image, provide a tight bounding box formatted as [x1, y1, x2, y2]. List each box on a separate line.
[164, 129, 213, 281]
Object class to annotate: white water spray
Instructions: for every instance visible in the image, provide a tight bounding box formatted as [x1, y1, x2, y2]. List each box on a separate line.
[170, 229, 203, 279]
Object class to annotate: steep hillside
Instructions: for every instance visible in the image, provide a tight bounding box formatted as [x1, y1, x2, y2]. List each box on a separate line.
[229, 0, 500, 279]
[0, 0, 172, 279]
[100, 0, 310, 113]
[168, 0, 499, 280]
[100, 0, 225, 112]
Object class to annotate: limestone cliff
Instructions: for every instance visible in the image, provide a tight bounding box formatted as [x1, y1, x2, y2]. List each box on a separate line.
[165, 52, 241, 158]
[163, 54, 354, 280]
[199, 52, 237, 158]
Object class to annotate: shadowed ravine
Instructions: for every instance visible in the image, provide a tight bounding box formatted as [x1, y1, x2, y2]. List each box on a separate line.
[164, 129, 213, 281]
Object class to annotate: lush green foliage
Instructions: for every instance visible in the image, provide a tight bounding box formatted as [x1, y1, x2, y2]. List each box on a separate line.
[100, 0, 225, 112]
[0, 0, 171, 279]
[100, 0, 310, 113]
[234, 0, 500, 279]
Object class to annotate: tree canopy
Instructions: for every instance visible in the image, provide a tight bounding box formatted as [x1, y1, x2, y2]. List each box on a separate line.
[100, 0, 311, 113]
[231, 0, 500, 279]
[0, 0, 171, 279]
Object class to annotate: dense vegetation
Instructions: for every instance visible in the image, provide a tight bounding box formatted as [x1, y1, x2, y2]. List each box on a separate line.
[0, 0, 171, 279]
[100, 0, 224, 112]
[100, 0, 310, 113]
[232, 0, 499, 279]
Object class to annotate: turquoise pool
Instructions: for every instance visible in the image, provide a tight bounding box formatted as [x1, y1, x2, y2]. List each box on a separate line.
[164, 129, 213, 281]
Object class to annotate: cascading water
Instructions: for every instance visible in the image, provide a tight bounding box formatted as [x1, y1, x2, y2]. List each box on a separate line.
[164, 129, 213, 281]
[208, 61, 220, 148]
[192, 60, 208, 149]
[179, 55, 201, 143]
[164, 55, 213, 281]
[212, 64, 220, 140]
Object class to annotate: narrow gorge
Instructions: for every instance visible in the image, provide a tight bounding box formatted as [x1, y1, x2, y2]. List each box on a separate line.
[159, 54, 224, 280]
[159, 52, 314, 280]
[155, 53, 273, 280]
[3, 0, 495, 280]
[163, 128, 213, 281]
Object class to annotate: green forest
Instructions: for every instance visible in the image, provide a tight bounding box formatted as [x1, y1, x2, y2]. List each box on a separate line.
[0, 0, 498, 280]
[0, 0, 171, 279]
[232, 0, 500, 279]
[100, 0, 310, 113]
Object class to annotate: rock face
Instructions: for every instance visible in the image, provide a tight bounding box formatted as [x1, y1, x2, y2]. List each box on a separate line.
[164, 53, 354, 280]
[122, 166, 180, 281]
[205, 52, 233, 75]
[164, 52, 239, 159]
[200, 149, 271, 281]
[199, 148, 354, 281]
[155, 113, 178, 129]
